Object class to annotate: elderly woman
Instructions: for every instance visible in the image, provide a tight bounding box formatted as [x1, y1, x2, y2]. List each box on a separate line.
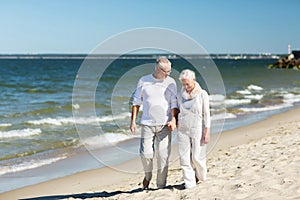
[177, 69, 211, 189]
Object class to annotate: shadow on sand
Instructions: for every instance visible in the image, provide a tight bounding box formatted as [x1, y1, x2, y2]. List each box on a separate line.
[20, 184, 185, 200]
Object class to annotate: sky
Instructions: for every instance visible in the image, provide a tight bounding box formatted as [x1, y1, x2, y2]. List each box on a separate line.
[0, 0, 299, 54]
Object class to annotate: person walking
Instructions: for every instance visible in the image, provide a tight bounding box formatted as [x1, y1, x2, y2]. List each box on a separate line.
[177, 69, 211, 189]
[130, 57, 178, 189]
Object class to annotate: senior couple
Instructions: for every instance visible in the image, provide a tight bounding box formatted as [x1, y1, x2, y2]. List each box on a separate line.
[130, 57, 211, 189]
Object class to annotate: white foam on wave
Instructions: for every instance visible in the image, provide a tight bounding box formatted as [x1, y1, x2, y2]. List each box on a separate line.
[0, 128, 41, 139]
[236, 89, 252, 95]
[82, 132, 133, 149]
[0, 156, 67, 176]
[210, 94, 225, 101]
[209, 94, 256, 106]
[282, 93, 300, 104]
[27, 112, 131, 126]
[72, 104, 80, 110]
[224, 99, 251, 105]
[0, 123, 12, 127]
[209, 94, 226, 106]
[98, 112, 131, 122]
[240, 103, 292, 113]
[247, 84, 263, 91]
[28, 118, 72, 125]
[211, 113, 237, 121]
[244, 94, 264, 100]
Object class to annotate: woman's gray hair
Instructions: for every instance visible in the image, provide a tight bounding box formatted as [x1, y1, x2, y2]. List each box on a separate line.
[179, 69, 195, 81]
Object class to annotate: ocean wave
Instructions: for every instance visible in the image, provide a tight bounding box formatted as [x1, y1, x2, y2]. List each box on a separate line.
[98, 112, 131, 122]
[209, 94, 226, 101]
[282, 93, 300, 104]
[0, 123, 12, 127]
[27, 117, 74, 126]
[27, 112, 131, 126]
[0, 156, 67, 176]
[209, 94, 226, 107]
[235, 84, 263, 96]
[236, 89, 252, 95]
[244, 94, 264, 100]
[247, 84, 263, 91]
[72, 104, 80, 109]
[81, 132, 133, 149]
[210, 94, 259, 106]
[211, 113, 237, 121]
[25, 88, 58, 94]
[0, 128, 41, 139]
[240, 103, 292, 113]
[224, 99, 252, 105]
[9, 106, 60, 118]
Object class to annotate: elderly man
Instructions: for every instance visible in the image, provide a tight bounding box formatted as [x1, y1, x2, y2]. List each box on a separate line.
[130, 57, 178, 189]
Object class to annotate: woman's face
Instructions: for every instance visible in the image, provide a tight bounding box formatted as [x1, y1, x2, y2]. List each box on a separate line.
[181, 78, 195, 93]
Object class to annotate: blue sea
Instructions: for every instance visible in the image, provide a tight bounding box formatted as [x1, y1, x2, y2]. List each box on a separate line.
[0, 54, 300, 193]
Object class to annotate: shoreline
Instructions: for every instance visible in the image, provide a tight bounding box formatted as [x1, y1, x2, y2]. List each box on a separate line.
[1, 106, 300, 199]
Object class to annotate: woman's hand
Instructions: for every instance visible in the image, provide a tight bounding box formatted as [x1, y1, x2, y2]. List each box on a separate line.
[203, 128, 210, 144]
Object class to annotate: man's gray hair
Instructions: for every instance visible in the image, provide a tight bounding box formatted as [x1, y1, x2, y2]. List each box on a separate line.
[156, 57, 171, 69]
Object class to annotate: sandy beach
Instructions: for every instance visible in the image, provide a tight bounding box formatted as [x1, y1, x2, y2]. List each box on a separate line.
[1, 107, 300, 200]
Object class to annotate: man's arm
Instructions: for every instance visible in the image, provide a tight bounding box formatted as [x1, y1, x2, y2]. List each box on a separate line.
[130, 105, 140, 134]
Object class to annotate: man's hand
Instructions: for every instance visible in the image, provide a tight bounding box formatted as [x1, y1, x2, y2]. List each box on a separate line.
[130, 121, 136, 134]
[130, 105, 140, 134]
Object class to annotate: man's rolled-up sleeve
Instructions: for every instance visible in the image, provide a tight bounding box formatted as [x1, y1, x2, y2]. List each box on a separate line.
[132, 79, 143, 106]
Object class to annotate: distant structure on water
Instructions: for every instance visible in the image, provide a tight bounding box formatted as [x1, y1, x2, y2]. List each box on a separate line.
[269, 44, 300, 69]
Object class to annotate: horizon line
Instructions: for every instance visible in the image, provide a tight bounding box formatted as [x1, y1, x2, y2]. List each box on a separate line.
[0, 52, 290, 56]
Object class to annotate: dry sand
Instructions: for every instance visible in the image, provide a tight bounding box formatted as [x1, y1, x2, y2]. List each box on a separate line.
[1, 107, 300, 200]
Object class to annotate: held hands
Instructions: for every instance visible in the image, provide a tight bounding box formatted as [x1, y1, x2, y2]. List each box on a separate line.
[131, 119, 177, 134]
[167, 117, 177, 131]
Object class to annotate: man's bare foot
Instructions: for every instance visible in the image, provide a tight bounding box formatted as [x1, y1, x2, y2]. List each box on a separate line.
[195, 176, 199, 184]
[142, 178, 150, 189]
